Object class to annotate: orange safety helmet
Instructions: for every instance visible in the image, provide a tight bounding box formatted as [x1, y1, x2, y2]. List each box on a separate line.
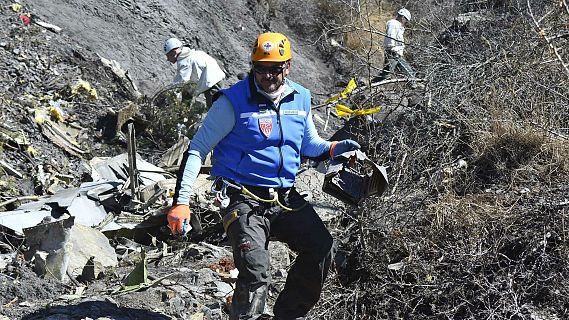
[251, 32, 292, 62]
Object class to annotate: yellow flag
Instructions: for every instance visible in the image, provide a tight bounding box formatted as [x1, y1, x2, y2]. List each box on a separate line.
[336, 104, 381, 117]
[326, 78, 357, 103]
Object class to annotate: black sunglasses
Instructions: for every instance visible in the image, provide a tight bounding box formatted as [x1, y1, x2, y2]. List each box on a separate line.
[252, 63, 286, 75]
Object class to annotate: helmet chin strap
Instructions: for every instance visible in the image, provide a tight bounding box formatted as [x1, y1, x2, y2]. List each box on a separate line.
[276, 61, 289, 88]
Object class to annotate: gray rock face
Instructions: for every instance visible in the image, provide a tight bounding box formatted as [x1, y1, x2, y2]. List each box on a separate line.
[68, 223, 118, 278]
[269, 241, 290, 277]
[29, 0, 338, 98]
[295, 167, 345, 222]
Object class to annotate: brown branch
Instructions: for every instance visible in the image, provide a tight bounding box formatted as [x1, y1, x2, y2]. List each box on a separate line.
[527, 0, 569, 79]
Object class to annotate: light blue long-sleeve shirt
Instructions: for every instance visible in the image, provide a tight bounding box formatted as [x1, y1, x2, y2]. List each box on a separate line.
[175, 79, 331, 205]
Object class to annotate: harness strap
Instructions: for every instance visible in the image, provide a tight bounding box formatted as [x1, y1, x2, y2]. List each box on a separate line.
[212, 177, 308, 212]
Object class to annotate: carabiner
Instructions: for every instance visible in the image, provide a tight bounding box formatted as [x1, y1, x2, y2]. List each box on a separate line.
[211, 177, 232, 209]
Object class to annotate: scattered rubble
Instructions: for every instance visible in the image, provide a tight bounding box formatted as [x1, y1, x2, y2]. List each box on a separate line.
[0, 103, 374, 319]
[0, 0, 421, 318]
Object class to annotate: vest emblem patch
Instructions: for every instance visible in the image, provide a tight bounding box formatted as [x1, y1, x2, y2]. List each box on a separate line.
[259, 117, 273, 138]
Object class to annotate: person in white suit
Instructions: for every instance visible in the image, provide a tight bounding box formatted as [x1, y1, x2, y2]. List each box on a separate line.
[374, 8, 416, 82]
[164, 37, 225, 108]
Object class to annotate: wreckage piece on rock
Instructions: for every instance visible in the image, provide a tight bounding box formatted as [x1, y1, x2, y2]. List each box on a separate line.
[139, 178, 177, 210]
[0, 179, 161, 236]
[70, 180, 122, 226]
[1, 180, 122, 231]
[23, 216, 118, 283]
[158, 136, 212, 174]
[90, 152, 173, 215]
[35, 111, 87, 157]
[1, 153, 175, 236]
[90, 153, 168, 187]
[98, 55, 141, 98]
[158, 136, 190, 170]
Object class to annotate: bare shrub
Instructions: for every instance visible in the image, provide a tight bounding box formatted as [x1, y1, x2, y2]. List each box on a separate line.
[471, 121, 569, 187]
[306, 0, 399, 81]
[309, 0, 569, 319]
[141, 84, 207, 149]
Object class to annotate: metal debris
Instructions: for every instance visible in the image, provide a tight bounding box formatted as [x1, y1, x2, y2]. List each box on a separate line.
[0, 160, 22, 179]
[323, 150, 388, 205]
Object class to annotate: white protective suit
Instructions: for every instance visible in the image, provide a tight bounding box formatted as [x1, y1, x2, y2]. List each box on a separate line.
[383, 19, 406, 57]
[174, 47, 225, 94]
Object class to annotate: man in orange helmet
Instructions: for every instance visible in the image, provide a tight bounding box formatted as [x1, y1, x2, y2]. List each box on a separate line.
[166, 32, 360, 319]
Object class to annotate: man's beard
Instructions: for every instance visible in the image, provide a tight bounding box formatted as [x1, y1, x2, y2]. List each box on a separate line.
[259, 78, 283, 93]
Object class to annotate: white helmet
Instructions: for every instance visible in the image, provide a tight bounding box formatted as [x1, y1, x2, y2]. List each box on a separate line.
[398, 8, 411, 22]
[164, 38, 182, 54]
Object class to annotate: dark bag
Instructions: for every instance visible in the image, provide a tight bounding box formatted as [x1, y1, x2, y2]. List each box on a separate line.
[322, 150, 388, 205]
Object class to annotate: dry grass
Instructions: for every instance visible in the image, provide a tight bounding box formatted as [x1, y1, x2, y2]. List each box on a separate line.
[470, 120, 569, 187]
[427, 192, 503, 230]
[310, 0, 569, 319]
[342, 2, 392, 53]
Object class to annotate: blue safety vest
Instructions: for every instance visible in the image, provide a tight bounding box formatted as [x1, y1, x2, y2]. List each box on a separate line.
[211, 76, 311, 188]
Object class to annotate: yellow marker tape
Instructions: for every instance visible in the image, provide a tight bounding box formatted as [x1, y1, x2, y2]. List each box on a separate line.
[47, 106, 64, 122]
[10, 3, 22, 12]
[335, 104, 381, 117]
[223, 211, 239, 232]
[326, 78, 357, 103]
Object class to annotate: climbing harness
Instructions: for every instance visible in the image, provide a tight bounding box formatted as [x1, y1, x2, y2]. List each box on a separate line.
[211, 177, 308, 212]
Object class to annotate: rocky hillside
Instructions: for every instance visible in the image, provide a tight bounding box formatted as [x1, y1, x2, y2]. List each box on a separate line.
[0, 0, 347, 196]
[29, 0, 340, 96]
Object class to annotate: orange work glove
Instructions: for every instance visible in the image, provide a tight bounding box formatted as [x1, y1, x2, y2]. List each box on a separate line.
[167, 204, 191, 235]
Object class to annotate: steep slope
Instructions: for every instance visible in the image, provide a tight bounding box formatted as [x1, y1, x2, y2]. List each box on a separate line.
[29, 0, 338, 97]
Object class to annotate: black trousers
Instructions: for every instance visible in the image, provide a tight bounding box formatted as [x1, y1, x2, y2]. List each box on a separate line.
[203, 82, 221, 109]
[181, 82, 221, 109]
[223, 187, 335, 320]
